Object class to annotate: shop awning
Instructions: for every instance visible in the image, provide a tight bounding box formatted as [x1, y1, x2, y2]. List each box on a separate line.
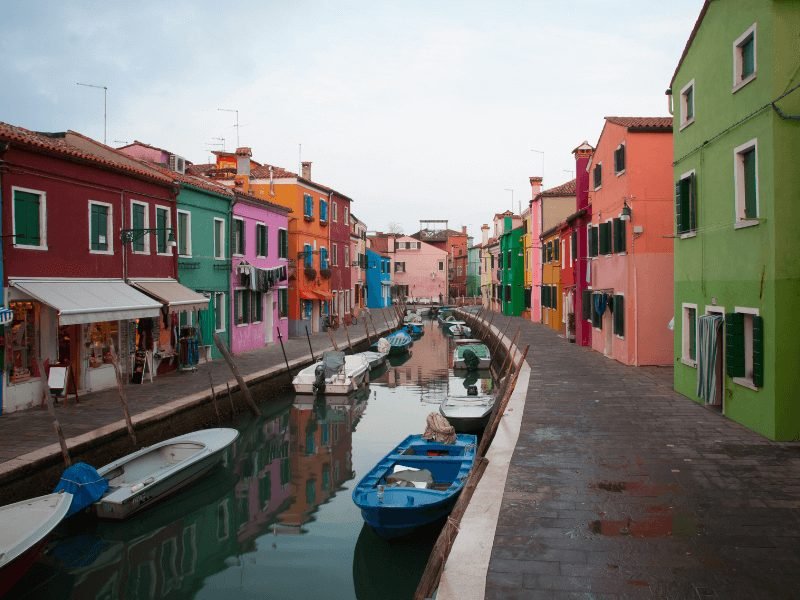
[300, 290, 317, 300]
[10, 279, 162, 325]
[129, 279, 209, 312]
[0, 308, 13, 325]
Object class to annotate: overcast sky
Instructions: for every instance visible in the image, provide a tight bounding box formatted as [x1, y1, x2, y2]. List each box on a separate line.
[2, 1, 702, 239]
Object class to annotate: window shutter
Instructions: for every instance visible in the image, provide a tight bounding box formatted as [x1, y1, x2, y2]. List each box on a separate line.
[15, 191, 41, 245]
[689, 173, 697, 231]
[675, 181, 683, 234]
[540, 285, 546, 308]
[752, 315, 764, 387]
[613, 295, 624, 336]
[234, 291, 241, 324]
[554, 240, 560, 261]
[571, 231, 577, 259]
[742, 36, 755, 78]
[619, 145, 625, 171]
[582, 289, 591, 320]
[613, 218, 626, 253]
[743, 148, 757, 219]
[725, 312, 745, 377]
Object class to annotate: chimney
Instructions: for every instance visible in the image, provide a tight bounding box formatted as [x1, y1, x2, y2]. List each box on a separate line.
[529, 176, 543, 200]
[461, 225, 467, 235]
[301, 161, 312, 180]
[234, 147, 252, 194]
[572, 141, 594, 210]
[481, 224, 489, 245]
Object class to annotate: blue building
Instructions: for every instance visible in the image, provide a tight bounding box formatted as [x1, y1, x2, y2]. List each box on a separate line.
[365, 249, 392, 308]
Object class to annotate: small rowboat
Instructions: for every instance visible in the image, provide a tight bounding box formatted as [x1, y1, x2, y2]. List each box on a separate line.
[95, 428, 239, 520]
[375, 330, 412, 356]
[0, 492, 72, 597]
[352, 434, 477, 539]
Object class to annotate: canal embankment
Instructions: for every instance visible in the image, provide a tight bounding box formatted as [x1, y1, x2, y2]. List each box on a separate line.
[0, 307, 402, 503]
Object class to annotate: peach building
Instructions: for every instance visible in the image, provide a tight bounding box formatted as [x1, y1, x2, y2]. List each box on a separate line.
[586, 117, 674, 365]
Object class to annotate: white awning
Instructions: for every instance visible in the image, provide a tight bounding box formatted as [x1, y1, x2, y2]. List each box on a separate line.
[10, 279, 162, 325]
[129, 279, 210, 312]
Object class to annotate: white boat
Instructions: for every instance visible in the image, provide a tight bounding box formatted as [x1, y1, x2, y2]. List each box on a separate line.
[95, 428, 239, 520]
[449, 324, 472, 337]
[453, 339, 492, 370]
[439, 395, 495, 433]
[357, 338, 391, 369]
[292, 351, 370, 395]
[0, 492, 72, 595]
[403, 310, 423, 325]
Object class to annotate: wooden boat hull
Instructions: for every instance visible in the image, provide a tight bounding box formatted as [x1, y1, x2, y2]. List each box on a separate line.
[352, 434, 477, 540]
[95, 428, 238, 520]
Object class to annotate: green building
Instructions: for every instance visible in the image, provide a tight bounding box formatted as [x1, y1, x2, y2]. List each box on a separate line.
[499, 217, 524, 316]
[669, 0, 800, 440]
[466, 243, 481, 298]
[175, 182, 232, 359]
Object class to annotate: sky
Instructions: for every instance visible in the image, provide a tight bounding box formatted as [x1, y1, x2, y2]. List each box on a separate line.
[1, 0, 704, 240]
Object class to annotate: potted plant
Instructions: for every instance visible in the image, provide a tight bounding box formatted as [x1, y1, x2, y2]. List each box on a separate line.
[304, 267, 316, 279]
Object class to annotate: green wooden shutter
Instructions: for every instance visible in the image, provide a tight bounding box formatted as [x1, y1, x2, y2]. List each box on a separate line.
[752, 315, 764, 387]
[689, 173, 697, 231]
[613, 218, 626, 253]
[156, 208, 167, 253]
[540, 285, 546, 308]
[613, 295, 624, 336]
[90, 204, 108, 250]
[132, 204, 145, 251]
[725, 312, 745, 377]
[675, 181, 683, 234]
[14, 190, 41, 245]
[741, 36, 755, 78]
[743, 148, 757, 219]
[582, 289, 591, 320]
[554, 240, 560, 261]
[689, 309, 697, 361]
[571, 231, 577, 259]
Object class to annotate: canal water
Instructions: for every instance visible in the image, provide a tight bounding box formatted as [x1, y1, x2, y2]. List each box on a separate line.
[9, 318, 494, 600]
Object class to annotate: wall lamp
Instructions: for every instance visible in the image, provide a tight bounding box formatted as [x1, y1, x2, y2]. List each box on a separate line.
[121, 228, 176, 247]
[620, 200, 632, 221]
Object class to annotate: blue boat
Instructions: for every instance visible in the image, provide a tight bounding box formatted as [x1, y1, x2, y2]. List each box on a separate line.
[351, 434, 477, 539]
[373, 330, 412, 356]
[404, 322, 424, 337]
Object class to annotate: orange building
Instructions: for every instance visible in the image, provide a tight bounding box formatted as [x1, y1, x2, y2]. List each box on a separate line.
[540, 228, 562, 331]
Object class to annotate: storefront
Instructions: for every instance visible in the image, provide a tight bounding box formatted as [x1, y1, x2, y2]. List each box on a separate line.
[4, 279, 163, 413]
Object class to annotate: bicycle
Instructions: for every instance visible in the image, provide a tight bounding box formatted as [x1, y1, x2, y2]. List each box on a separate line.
[322, 315, 339, 331]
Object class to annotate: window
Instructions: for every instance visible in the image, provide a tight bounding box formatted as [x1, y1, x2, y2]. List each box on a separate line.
[598, 222, 612, 255]
[320, 199, 328, 223]
[235, 290, 263, 324]
[344, 206, 349, 226]
[614, 144, 626, 174]
[682, 303, 698, 366]
[177, 210, 191, 256]
[733, 24, 756, 91]
[331, 201, 338, 223]
[344, 245, 350, 267]
[582, 289, 591, 321]
[553, 240, 560, 262]
[588, 225, 598, 258]
[89, 201, 112, 253]
[213, 292, 225, 332]
[593, 163, 602, 190]
[613, 218, 626, 253]
[155, 206, 170, 254]
[303, 194, 313, 219]
[256, 223, 267, 257]
[130, 201, 149, 253]
[214, 218, 225, 259]
[395, 261, 406, 273]
[505, 285, 511, 302]
[232, 218, 245, 255]
[438, 261, 444, 271]
[726, 308, 763, 388]
[675, 171, 697, 235]
[304, 244, 313, 268]
[680, 79, 695, 129]
[613, 294, 624, 337]
[12, 187, 46, 249]
[571, 231, 577, 266]
[734, 139, 758, 225]
[331, 243, 338, 266]
[591, 293, 603, 329]
[278, 288, 288, 318]
[278, 228, 288, 259]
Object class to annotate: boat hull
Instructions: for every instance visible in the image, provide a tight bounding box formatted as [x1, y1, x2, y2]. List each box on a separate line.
[293, 366, 368, 395]
[292, 355, 370, 395]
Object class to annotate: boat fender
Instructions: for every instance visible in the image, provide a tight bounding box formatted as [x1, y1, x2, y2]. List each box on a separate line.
[467, 385, 478, 396]
[312, 363, 326, 394]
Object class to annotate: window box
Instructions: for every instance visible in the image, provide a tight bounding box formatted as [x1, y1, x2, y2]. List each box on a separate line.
[304, 267, 317, 279]
[320, 268, 331, 279]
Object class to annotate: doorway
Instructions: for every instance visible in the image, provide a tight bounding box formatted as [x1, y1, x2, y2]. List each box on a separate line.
[57, 324, 81, 390]
[264, 292, 273, 344]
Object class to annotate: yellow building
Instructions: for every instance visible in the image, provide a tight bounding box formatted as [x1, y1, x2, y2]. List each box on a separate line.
[540, 228, 561, 331]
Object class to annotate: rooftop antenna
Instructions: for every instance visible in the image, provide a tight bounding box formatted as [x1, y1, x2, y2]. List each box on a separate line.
[217, 108, 239, 147]
[76, 82, 108, 144]
[212, 136, 226, 152]
[113, 139, 128, 145]
[298, 143, 302, 174]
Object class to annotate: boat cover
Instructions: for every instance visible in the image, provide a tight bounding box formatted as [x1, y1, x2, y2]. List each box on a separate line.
[322, 351, 346, 378]
[387, 467, 433, 488]
[376, 338, 391, 354]
[422, 412, 456, 444]
[387, 331, 412, 346]
[54, 462, 109, 517]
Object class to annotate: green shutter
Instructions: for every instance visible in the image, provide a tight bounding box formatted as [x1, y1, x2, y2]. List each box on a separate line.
[752, 315, 764, 387]
[689, 309, 697, 361]
[743, 148, 757, 219]
[675, 181, 683, 234]
[571, 231, 577, 260]
[689, 173, 697, 231]
[582, 289, 591, 320]
[14, 190, 41, 245]
[132, 204, 145, 251]
[741, 36, 755, 79]
[589, 226, 598, 257]
[613, 295, 624, 337]
[90, 204, 108, 251]
[725, 312, 745, 378]
[156, 208, 167, 253]
[613, 218, 626, 253]
[554, 240, 560, 261]
[599, 222, 611, 255]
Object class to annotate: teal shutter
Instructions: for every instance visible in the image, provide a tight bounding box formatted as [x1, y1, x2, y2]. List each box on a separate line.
[132, 204, 146, 251]
[613, 295, 624, 336]
[156, 208, 167, 253]
[90, 204, 108, 251]
[689, 173, 697, 231]
[279, 229, 288, 258]
[689, 309, 697, 361]
[675, 181, 683, 234]
[741, 36, 755, 78]
[752, 315, 764, 387]
[304, 244, 312, 267]
[743, 148, 757, 219]
[14, 190, 41, 245]
[599, 223, 610, 255]
[725, 312, 745, 377]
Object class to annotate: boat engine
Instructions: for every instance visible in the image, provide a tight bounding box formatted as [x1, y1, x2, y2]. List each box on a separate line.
[312, 363, 326, 394]
[462, 348, 480, 371]
[467, 385, 478, 396]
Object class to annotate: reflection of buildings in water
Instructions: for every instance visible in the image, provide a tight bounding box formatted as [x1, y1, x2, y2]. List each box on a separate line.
[276, 397, 356, 530]
[421, 373, 494, 406]
[372, 319, 452, 391]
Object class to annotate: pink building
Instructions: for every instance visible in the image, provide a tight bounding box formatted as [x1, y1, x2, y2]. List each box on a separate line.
[230, 193, 290, 354]
[388, 235, 448, 303]
[587, 117, 674, 365]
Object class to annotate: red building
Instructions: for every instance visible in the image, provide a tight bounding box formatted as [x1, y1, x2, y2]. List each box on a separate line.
[572, 141, 594, 348]
[0, 123, 205, 413]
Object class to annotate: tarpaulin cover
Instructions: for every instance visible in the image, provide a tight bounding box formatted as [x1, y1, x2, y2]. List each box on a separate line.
[53, 462, 109, 517]
[322, 350, 346, 378]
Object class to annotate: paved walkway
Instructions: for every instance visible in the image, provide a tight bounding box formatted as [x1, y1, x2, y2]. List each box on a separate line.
[467, 312, 800, 599]
[0, 308, 400, 497]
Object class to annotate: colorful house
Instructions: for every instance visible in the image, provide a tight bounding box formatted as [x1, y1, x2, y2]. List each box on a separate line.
[478, 224, 493, 308]
[365, 249, 391, 308]
[558, 220, 576, 340]
[386, 235, 449, 304]
[411, 221, 469, 300]
[572, 142, 595, 347]
[540, 227, 562, 330]
[350, 214, 367, 309]
[466, 241, 481, 299]
[586, 117, 674, 365]
[499, 218, 525, 316]
[0, 124, 200, 412]
[669, 0, 800, 439]
[521, 205, 532, 319]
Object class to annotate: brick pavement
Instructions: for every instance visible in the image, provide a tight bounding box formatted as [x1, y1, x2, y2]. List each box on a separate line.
[480, 312, 800, 599]
[0, 308, 399, 478]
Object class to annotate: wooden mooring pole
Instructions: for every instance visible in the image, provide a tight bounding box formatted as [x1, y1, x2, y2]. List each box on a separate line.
[304, 325, 316, 362]
[276, 327, 292, 374]
[342, 320, 354, 353]
[108, 342, 138, 446]
[213, 333, 260, 417]
[207, 371, 221, 424]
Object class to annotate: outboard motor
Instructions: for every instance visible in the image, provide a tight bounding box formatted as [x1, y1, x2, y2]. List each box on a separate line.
[462, 348, 480, 371]
[467, 385, 478, 396]
[312, 363, 326, 395]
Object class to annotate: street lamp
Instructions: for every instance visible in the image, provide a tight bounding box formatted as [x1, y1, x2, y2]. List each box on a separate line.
[120, 228, 176, 247]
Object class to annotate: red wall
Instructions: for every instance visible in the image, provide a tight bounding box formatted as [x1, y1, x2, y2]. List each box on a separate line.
[3, 146, 176, 282]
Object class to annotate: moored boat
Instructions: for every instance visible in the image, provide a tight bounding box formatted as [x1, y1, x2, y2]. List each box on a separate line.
[375, 330, 412, 356]
[358, 338, 391, 370]
[95, 428, 239, 520]
[452, 339, 491, 370]
[0, 491, 73, 597]
[351, 433, 477, 539]
[292, 351, 370, 395]
[440, 395, 495, 433]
